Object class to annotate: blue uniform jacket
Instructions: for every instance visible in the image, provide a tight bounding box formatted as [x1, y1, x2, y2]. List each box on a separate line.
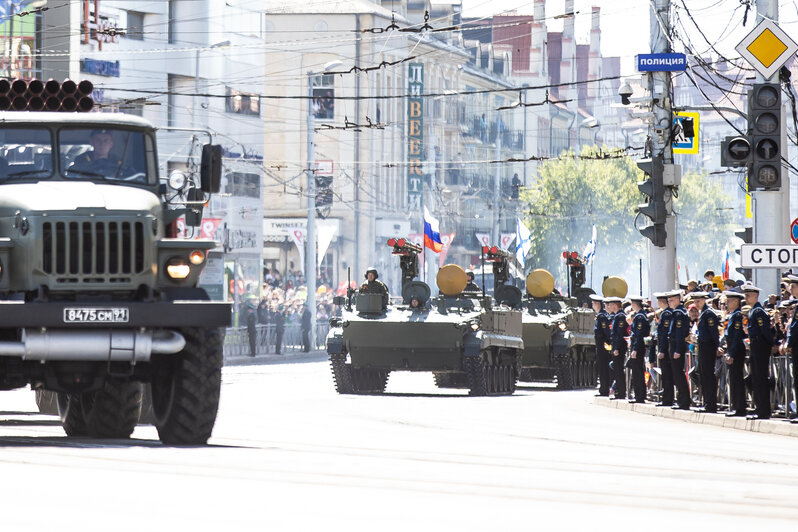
[594, 309, 611, 346]
[696, 307, 720, 351]
[657, 308, 672, 353]
[787, 313, 798, 353]
[724, 309, 745, 358]
[610, 312, 629, 354]
[668, 305, 689, 354]
[747, 302, 776, 346]
[630, 310, 650, 353]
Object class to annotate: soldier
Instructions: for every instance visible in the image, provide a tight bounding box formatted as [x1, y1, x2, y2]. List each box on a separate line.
[360, 267, 389, 309]
[693, 292, 720, 413]
[654, 292, 674, 407]
[744, 285, 777, 420]
[783, 275, 798, 423]
[590, 294, 611, 396]
[667, 290, 691, 410]
[465, 271, 480, 292]
[300, 303, 312, 352]
[628, 295, 650, 403]
[722, 291, 747, 417]
[605, 296, 628, 400]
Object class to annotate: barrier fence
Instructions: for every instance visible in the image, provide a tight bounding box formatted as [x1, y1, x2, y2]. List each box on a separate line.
[223, 322, 330, 359]
[638, 351, 795, 418]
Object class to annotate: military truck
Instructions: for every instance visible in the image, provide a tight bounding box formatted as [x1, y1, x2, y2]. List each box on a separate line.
[326, 239, 523, 396]
[0, 79, 230, 444]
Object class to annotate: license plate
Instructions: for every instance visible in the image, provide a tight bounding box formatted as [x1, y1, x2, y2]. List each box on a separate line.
[63, 307, 129, 323]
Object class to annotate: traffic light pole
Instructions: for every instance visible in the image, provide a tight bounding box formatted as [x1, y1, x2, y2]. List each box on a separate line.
[647, 0, 677, 298]
[752, 0, 784, 294]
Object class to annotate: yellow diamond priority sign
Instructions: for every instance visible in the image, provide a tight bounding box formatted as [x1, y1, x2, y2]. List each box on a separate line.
[736, 19, 798, 80]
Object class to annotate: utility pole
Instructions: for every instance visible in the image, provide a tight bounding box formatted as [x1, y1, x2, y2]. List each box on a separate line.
[752, 0, 784, 294]
[646, 0, 678, 298]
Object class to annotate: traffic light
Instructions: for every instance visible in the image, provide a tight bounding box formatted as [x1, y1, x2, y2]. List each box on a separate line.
[748, 83, 781, 190]
[734, 227, 752, 280]
[636, 155, 666, 247]
[720, 136, 752, 168]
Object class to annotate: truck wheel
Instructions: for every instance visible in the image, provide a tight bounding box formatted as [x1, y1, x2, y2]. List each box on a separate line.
[58, 392, 88, 437]
[330, 353, 355, 394]
[152, 328, 223, 445]
[82, 380, 143, 438]
[35, 389, 59, 415]
[138, 383, 155, 425]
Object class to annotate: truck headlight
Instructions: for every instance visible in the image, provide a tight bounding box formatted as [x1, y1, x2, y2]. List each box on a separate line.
[166, 259, 191, 279]
[470, 322, 480, 331]
[189, 250, 205, 265]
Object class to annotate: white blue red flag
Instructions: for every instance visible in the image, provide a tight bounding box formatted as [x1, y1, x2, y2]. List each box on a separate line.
[515, 218, 531, 267]
[583, 225, 597, 266]
[423, 207, 443, 252]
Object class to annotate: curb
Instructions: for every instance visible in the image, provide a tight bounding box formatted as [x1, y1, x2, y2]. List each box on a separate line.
[224, 350, 328, 367]
[593, 396, 798, 438]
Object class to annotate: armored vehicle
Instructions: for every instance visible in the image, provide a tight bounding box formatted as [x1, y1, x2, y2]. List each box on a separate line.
[326, 239, 523, 396]
[0, 79, 230, 444]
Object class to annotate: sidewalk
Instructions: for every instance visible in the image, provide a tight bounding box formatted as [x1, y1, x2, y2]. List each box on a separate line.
[594, 396, 798, 438]
[224, 349, 328, 367]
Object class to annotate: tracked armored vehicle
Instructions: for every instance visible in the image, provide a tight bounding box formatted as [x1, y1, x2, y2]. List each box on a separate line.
[326, 239, 523, 396]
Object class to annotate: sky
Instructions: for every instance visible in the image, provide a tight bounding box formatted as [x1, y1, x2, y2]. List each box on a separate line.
[460, 0, 798, 76]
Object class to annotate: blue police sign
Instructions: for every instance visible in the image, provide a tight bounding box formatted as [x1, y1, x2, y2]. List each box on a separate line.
[637, 53, 687, 72]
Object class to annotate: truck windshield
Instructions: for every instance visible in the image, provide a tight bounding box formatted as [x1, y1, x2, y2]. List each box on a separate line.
[0, 128, 54, 180]
[60, 127, 153, 184]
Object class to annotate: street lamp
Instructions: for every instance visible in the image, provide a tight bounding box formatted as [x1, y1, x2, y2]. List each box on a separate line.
[193, 40, 231, 130]
[307, 59, 342, 350]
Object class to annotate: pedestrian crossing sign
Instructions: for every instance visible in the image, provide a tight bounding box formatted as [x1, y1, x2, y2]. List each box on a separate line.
[672, 112, 699, 154]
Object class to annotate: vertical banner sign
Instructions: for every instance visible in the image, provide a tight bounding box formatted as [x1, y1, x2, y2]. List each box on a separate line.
[407, 63, 424, 209]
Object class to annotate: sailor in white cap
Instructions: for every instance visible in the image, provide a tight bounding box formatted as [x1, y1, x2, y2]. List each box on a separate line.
[590, 294, 612, 396]
[604, 296, 628, 399]
[743, 285, 776, 419]
[692, 292, 720, 413]
[666, 289, 691, 410]
[721, 291, 747, 416]
[653, 292, 674, 406]
[627, 295, 649, 403]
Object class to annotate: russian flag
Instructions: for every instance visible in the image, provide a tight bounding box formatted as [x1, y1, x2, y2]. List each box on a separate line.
[721, 244, 729, 280]
[423, 207, 443, 253]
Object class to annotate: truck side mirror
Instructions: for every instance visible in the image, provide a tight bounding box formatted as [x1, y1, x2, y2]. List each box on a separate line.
[185, 187, 204, 226]
[200, 144, 222, 193]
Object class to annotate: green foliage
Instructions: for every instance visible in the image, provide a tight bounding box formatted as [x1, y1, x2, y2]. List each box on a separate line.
[519, 146, 733, 289]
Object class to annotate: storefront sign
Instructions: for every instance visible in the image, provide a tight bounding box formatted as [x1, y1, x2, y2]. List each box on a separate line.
[407, 63, 424, 209]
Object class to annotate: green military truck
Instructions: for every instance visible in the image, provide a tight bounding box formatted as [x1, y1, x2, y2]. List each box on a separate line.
[0, 102, 230, 444]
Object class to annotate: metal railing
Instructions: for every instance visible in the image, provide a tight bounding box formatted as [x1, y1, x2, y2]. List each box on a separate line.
[223, 322, 330, 359]
[640, 350, 795, 418]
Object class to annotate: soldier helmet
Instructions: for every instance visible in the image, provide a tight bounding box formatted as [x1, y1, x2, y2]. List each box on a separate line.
[365, 267, 379, 279]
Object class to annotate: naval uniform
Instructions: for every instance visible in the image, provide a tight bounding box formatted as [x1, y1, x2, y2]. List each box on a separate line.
[657, 307, 674, 406]
[748, 302, 776, 419]
[724, 309, 747, 415]
[594, 307, 612, 396]
[696, 307, 720, 412]
[668, 304, 691, 409]
[610, 310, 629, 399]
[787, 307, 798, 419]
[629, 309, 650, 402]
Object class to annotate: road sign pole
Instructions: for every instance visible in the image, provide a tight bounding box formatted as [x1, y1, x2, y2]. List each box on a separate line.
[752, 0, 784, 293]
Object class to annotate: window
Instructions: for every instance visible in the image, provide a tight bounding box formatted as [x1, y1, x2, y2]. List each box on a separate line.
[168, 0, 176, 44]
[59, 128, 155, 184]
[0, 127, 53, 179]
[225, 172, 260, 199]
[311, 74, 335, 120]
[127, 11, 144, 40]
[226, 88, 260, 116]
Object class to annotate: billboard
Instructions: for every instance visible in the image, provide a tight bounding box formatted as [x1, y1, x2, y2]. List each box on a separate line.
[0, 1, 39, 79]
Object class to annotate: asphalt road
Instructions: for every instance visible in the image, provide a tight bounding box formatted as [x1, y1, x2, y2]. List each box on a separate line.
[2, 357, 798, 531]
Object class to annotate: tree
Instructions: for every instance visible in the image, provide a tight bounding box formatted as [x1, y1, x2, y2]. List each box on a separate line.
[519, 146, 733, 292]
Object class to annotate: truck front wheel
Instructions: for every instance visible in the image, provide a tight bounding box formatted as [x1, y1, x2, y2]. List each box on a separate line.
[151, 328, 223, 445]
